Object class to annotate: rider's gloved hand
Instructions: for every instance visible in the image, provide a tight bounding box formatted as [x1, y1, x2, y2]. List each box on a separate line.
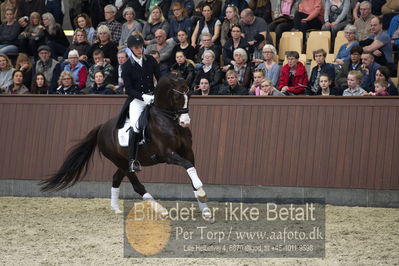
[142, 94, 154, 105]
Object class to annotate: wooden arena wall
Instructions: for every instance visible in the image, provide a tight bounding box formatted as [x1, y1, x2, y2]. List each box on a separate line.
[0, 95, 398, 190]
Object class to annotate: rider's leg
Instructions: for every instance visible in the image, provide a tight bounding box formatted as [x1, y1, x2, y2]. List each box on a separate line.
[128, 99, 146, 172]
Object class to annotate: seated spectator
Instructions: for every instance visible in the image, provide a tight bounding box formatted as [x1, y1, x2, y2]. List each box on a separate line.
[64, 29, 91, 63]
[170, 51, 195, 87]
[142, 6, 170, 46]
[16, 0, 45, 28]
[114, 50, 128, 94]
[343, 70, 366, 96]
[225, 48, 251, 88]
[360, 51, 380, 91]
[86, 49, 114, 89]
[353, 0, 386, 21]
[251, 34, 267, 66]
[221, 0, 248, 21]
[382, 0, 399, 29]
[55, 71, 81, 94]
[322, 0, 350, 46]
[89, 25, 118, 67]
[98, 5, 122, 43]
[168, 0, 195, 18]
[1, 0, 17, 22]
[318, 74, 334, 96]
[32, 45, 61, 93]
[366, 79, 389, 96]
[220, 5, 240, 46]
[193, 0, 222, 21]
[191, 4, 221, 47]
[148, 50, 168, 77]
[193, 49, 222, 90]
[63, 49, 88, 89]
[354, 1, 375, 41]
[0, 7, 20, 54]
[307, 49, 336, 95]
[362, 17, 395, 75]
[42, 12, 70, 59]
[18, 12, 45, 58]
[222, 24, 249, 70]
[269, 0, 298, 49]
[3, 70, 29, 94]
[0, 54, 15, 92]
[146, 29, 175, 75]
[73, 13, 96, 44]
[118, 7, 142, 50]
[335, 24, 359, 65]
[375, 66, 398, 95]
[387, 14, 399, 51]
[125, 0, 146, 21]
[88, 70, 115, 94]
[195, 32, 222, 64]
[248, 0, 272, 23]
[218, 69, 248, 95]
[31, 72, 49, 94]
[278, 51, 308, 95]
[192, 77, 218, 95]
[335, 45, 363, 92]
[168, 2, 193, 43]
[255, 44, 280, 87]
[15, 53, 32, 88]
[292, 0, 323, 45]
[170, 29, 197, 65]
[259, 77, 284, 96]
[249, 68, 264, 95]
[239, 8, 271, 47]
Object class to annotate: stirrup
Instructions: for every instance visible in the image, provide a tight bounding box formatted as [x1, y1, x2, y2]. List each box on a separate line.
[129, 159, 141, 172]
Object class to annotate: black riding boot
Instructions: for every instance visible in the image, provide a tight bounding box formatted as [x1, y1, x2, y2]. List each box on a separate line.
[128, 129, 141, 172]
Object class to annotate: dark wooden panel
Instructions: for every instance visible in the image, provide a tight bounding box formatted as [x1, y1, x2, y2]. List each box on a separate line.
[1, 95, 399, 190]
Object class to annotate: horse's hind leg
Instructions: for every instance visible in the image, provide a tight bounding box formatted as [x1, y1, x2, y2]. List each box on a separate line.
[111, 169, 125, 213]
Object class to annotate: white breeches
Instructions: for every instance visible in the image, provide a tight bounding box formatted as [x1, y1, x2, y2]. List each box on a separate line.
[129, 98, 146, 133]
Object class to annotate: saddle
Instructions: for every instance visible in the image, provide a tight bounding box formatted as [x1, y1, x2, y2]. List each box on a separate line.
[117, 105, 151, 147]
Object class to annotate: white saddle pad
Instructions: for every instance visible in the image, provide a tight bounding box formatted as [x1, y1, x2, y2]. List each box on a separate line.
[117, 118, 131, 147]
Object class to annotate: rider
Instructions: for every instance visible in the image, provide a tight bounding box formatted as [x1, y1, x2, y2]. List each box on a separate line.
[117, 34, 160, 172]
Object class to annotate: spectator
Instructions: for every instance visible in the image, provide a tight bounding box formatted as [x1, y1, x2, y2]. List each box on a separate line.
[335, 45, 363, 92]
[0, 54, 15, 92]
[318, 74, 334, 96]
[168, 2, 193, 43]
[88, 0, 105, 29]
[335, 24, 359, 65]
[73, 13, 96, 44]
[292, 0, 323, 45]
[45, 0, 63, 25]
[387, 14, 399, 51]
[343, 70, 366, 96]
[251, 33, 267, 65]
[86, 49, 114, 89]
[248, 0, 272, 23]
[222, 24, 249, 70]
[0, 7, 20, 54]
[382, 0, 399, 29]
[193, 0, 222, 20]
[15, 53, 32, 88]
[88, 70, 115, 94]
[119, 7, 142, 50]
[307, 48, 336, 95]
[170, 51, 195, 87]
[365, 79, 389, 96]
[195, 32, 222, 64]
[239, 8, 272, 47]
[114, 50, 128, 94]
[32, 45, 61, 93]
[191, 4, 221, 47]
[64, 29, 91, 63]
[18, 12, 45, 58]
[170, 29, 196, 65]
[89, 25, 118, 67]
[354, 1, 375, 41]
[42, 12, 69, 59]
[16, 0, 45, 28]
[225, 48, 251, 88]
[259, 77, 284, 96]
[192, 77, 218, 95]
[168, 0, 195, 18]
[193, 49, 222, 90]
[148, 49, 168, 77]
[249, 68, 265, 95]
[31, 72, 49, 94]
[255, 44, 280, 87]
[142, 6, 169, 46]
[322, 0, 351, 46]
[278, 50, 308, 95]
[221, 0, 248, 21]
[360, 52, 380, 92]
[1, 0, 17, 22]
[55, 71, 81, 94]
[145, 0, 172, 20]
[125, 0, 146, 21]
[146, 29, 175, 75]
[353, 0, 386, 21]
[98, 5, 122, 43]
[269, 0, 298, 49]
[63, 49, 88, 90]
[375, 66, 398, 95]
[218, 69, 248, 95]
[220, 5, 240, 46]
[362, 17, 395, 74]
[2, 70, 29, 94]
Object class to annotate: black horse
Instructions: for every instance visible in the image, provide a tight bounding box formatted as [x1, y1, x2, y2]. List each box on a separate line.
[40, 75, 211, 218]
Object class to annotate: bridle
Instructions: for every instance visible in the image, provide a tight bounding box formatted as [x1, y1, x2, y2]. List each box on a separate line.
[155, 87, 190, 121]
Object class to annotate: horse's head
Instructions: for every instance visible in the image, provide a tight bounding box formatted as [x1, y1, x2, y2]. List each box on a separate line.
[154, 75, 191, 127]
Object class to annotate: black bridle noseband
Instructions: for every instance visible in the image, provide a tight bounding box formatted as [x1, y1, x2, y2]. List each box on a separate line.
[155, 88, 190, 121]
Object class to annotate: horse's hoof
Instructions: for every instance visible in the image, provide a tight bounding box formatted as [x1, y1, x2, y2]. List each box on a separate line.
[196, 187, 207, 203]
[113, 208, 122, 214]
[202, 208, 214, 222]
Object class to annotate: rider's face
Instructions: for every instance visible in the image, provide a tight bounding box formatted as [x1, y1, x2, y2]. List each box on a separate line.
[131, 46, 143, 58]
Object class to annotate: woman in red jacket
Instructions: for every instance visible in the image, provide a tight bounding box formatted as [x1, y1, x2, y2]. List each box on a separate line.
[278, 51, 308, 95]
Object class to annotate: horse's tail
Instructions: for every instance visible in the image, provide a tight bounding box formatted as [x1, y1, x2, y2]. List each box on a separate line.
[40, 125, 102, 192]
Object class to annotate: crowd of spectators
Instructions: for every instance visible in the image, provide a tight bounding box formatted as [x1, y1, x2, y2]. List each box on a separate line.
[0, 0, 398, 96]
